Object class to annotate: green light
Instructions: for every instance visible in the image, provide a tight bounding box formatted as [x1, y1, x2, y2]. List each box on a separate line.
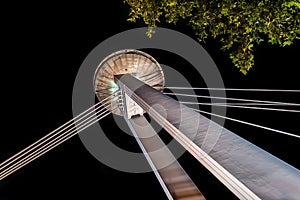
[108, 80, 119, 93]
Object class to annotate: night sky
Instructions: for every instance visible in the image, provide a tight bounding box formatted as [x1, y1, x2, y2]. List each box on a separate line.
[1, 1, 299, 199]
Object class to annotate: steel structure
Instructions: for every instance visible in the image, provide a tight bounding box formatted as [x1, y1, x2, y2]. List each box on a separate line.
[126, 116, 205, 200]
[115, 73, 300, 200]
[1, 49, 300, 200]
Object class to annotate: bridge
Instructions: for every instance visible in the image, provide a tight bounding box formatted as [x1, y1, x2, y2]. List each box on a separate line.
[1, 49, 300, 199]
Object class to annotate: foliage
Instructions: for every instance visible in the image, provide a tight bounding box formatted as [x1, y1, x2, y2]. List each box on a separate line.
[124, 0, 300, 74]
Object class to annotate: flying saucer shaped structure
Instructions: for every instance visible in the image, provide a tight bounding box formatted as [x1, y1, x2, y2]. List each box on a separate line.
[93, 49, 165, 116]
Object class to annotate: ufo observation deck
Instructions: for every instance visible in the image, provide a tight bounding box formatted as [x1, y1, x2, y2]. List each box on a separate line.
[93, 49, 165, 116]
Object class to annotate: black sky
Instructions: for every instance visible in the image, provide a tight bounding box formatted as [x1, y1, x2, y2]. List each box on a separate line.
[0, 1, 299, 199]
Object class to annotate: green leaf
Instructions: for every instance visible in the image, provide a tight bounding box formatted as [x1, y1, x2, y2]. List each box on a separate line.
[248, 43, 254, 50]
[283, 40, 292, 46]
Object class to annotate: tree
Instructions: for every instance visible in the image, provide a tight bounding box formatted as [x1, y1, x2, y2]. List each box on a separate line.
[124, 0, 300, 74]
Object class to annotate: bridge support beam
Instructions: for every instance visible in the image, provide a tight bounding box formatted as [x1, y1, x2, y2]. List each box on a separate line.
[126, 116, 205, 200]
[116, 74, 300, 200]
